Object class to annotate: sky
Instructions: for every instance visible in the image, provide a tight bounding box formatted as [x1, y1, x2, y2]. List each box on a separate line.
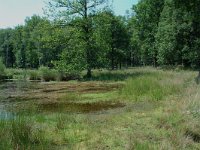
[0, 0, 138, 29]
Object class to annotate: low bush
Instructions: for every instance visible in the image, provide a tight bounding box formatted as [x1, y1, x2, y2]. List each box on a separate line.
[58, 71, 80, 81]
[28, 70, 41, 81]
[0, 59, 7, 80]
[39, 66, 59, 82]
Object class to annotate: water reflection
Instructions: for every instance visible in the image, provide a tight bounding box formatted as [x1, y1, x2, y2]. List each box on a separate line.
[0, 105, 14, 120]
[0, 81, 31, 120]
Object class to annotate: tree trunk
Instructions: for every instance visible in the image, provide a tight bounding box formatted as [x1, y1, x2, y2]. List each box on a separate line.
[82, 0, 93, 78]
[86, 68, 92, 78]
[111, 47, 114, 70]
[5, 32, 9, 67]
[120, 62, 122, 69]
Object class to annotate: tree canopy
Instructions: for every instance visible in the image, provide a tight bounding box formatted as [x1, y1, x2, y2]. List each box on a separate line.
[0, 0, 200, 77]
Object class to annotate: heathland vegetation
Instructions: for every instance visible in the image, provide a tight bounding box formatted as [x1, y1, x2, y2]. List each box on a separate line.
[0, 0, 200, 149]
[0, 68, 200, 149]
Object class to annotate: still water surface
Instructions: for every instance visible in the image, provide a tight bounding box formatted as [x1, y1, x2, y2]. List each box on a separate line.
[0, 81, 36, 119]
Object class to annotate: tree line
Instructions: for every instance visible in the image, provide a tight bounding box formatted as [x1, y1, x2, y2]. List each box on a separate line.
[0, 0, 199, 77]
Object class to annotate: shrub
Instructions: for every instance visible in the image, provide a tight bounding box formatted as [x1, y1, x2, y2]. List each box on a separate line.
[0, 58, 6, 80]
[39, 66, 58, 82]
[58, 71, 80, 81]
[28, 70, 41, 81]
[5, 69, 25, 80]
[0, 59, 5, 73]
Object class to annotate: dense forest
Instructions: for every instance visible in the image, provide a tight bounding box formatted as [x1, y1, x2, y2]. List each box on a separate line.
[0, 0, 200, 77]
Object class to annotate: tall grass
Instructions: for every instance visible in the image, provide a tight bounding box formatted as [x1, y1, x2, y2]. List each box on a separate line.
[120, 73, 181, 101]
[189, 91, 200, 118]
[0, 116, 47, 149]
[39, 66, 59, 82]
[85, 68, 153, 81]
[184, 85, 200, 143]
[11, 117, 34, 148]
[0, 121, 12, 149]
[6, 68, 27, 80]
[28, 70, 41, 81]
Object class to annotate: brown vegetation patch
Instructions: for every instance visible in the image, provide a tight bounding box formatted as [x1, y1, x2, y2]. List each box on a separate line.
[4, 96, 40, 103]
[1, 81, 123, 112]
[41, 82, 122, 94]
[42, 88, 69, 93]
[37, 101, 125, 113]
[78, 84, 121, 93]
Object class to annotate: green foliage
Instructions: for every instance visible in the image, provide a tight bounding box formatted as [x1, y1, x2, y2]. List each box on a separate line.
[11, 117, 33, 147]
[54, 29, 87, 76]
[0, 28, 15, 68]
[0, 58, 6, 78]
[128, 0, 200, 68]
[131, 0, 165, 66]
[5, 68, 28, 80]
[39, 66, 58, 81]
[94, 11, 130, 69]
[0, 116, 46, 149]
[120, 74, 181, 101]
[0, 121, 12, 149]
[1, 0, 200, 77]
[46, 0, 109, 78]
[28, 70, 41, 80]
[155, 0, 177, 65]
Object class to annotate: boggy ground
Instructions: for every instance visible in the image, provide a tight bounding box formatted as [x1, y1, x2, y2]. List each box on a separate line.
[0, 67, 200, 150]
[3, 81, 124, 113]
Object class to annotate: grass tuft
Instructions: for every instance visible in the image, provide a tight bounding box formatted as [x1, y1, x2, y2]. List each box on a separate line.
[39, 66, 59, 82]
[0, 116, 47, 149]
[120, 73, 181, 101]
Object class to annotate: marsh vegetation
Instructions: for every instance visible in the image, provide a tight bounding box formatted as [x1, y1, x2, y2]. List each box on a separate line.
[0, 67, 200, 149]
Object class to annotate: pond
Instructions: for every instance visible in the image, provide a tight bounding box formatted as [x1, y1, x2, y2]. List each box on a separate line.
[0, 80, 126, 119]
[0, 81, 38, 119]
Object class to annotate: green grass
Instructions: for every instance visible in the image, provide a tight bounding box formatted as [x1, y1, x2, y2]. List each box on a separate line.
[5, 67, 59, 81]
[120, 73, 182, 101]
[0, 67, 200, 149]
[83, 67, 153, 81]
[0, 58, 5, 77]
[5, 67, 79, 82]
[0, 58, 11, 80]
[39, 66, 59, 82]
[28, 70, 41, 81]
[0, 116, 48, 149]
[5, 68, 28, 80]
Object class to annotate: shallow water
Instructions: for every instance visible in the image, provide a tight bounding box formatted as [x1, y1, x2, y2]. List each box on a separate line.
[0, 105, 14, 119]
[0, 81, 125, 117]
[0, 81, 34, 119]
